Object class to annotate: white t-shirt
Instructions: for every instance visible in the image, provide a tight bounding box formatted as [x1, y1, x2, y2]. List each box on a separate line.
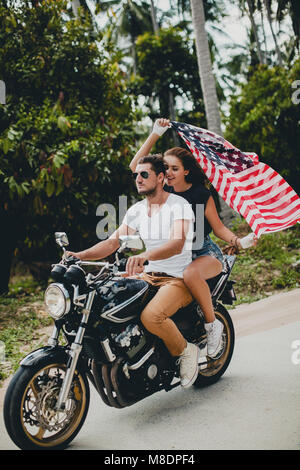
[122, 193, 194, 278]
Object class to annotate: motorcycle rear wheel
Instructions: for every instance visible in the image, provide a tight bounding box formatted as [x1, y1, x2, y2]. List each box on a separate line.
[194, 303, 235, 388]
[3, 359, 90, 450]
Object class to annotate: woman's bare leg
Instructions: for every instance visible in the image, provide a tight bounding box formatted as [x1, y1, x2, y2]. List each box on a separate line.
[183, 256, 222, 323]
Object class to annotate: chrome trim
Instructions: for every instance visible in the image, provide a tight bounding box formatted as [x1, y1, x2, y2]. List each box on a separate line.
[56, 341, 82, 410]
[127, 347, 155, 371]
[211, 256, 236, 299]
[44, 283, 71, 320]
[55, 291, 95, 410]
[101, 285, 148, 323]
[101, 338, 116, 362]
[73, 285, 88, 308]
[47, 325, 60, 347]
[211, 273, 228, 298]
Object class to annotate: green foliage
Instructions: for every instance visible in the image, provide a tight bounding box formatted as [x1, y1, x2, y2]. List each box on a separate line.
[225, 61, 300, 194]
[0, 276, 51, 379]
[0, 1, 138, 269]
[134, 27, 206, 123]
[213, 221, 300, 303]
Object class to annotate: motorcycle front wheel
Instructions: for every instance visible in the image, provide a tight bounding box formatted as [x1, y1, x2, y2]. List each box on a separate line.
[3, 358, 90, 450]
[194, 303, 235, 388]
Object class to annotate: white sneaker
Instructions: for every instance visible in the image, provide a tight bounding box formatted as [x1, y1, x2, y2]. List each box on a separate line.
[205, 319, 224, 358]
[178, 342, 200, 388]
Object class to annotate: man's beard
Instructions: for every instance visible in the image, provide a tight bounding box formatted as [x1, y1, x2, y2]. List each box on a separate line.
[137, 185, 157, 196]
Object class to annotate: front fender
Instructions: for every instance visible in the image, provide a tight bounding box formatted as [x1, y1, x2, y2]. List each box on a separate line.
[20, 346, 69, 368]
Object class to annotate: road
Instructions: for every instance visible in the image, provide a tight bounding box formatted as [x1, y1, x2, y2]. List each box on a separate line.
[1, 289, 299, 450]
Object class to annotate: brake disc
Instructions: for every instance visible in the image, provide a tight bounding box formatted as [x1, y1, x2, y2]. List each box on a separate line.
[24, 372, 77, 433]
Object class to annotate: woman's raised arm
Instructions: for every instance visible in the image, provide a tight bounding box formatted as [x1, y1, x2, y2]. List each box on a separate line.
[129, 118, 170, 172]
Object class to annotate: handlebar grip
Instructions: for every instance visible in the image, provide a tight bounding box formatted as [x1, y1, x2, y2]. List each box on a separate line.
[118, 258, 128, 270]
[65, 255, 81, 264]
[118, 258, 149, 270]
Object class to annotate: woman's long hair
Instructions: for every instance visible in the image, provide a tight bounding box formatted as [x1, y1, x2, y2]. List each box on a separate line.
[164, 147, 210, 187]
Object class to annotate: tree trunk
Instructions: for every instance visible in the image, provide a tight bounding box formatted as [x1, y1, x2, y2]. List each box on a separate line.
[190, 0, 237, 225]
[71, 0, 80, 17]
[264, 0, 283, 66]
[246, 0, 264, 64]
[190, 0, 221, 135]
[131, 39, 137, 75]
[260, 7, 268, 63]
[150, 0, 159, 33]
[168, 89, 180, 146]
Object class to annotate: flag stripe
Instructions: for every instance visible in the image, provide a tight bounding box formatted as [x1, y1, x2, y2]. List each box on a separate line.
[246, 205, 300, 226]
[172, 121, 300, 237]
[243, 198, 300, 220]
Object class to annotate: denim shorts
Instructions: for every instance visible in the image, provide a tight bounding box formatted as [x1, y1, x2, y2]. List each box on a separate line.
[192, 235, 225, 269]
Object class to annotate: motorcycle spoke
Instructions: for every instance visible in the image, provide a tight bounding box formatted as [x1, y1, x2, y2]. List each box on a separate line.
[34, 426, 47, 440]
[30, 379, 41, 399]
[15, 363, 89, 449]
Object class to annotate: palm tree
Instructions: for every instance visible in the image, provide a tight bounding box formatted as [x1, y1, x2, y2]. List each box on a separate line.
[276, 0, 300, 49]
[263, 0, 283, 65]
[71, 0, 81, 17]
[94, 0, 153, 74]
[190, 0, 221, 135]
[242, 0, 265, 64]
[189, 0, 237, 223]
[149, 0, 159, 32]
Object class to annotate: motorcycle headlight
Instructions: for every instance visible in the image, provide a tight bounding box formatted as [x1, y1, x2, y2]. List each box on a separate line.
[44, 283, 71, 320]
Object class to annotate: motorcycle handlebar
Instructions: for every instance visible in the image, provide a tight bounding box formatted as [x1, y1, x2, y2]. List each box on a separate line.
[62, 256, 148, 279]
[64, 255, 81, 265]
[118, 258, 149, 270]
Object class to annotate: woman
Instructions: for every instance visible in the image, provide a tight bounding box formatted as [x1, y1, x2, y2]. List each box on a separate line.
[129, 118, 257, 358]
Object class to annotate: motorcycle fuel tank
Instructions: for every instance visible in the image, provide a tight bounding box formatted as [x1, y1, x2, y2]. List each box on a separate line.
[97, 277, 149, 323]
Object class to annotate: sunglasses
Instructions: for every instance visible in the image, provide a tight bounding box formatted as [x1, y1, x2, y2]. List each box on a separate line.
[133, 171, 150, 179]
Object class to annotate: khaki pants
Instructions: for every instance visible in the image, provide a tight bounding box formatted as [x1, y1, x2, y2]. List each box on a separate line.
[140, 272, 193, 356]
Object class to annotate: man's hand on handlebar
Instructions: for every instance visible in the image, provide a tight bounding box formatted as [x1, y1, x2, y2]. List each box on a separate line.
[125, 254, 149, 277]
[64, 250, 149, 277]
[64, 251, 81, 264]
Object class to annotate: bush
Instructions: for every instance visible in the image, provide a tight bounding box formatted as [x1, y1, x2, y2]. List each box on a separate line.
[0, 1, 138, 290]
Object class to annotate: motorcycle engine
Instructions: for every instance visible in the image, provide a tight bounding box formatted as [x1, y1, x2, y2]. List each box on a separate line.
[112, 323, 146, 359]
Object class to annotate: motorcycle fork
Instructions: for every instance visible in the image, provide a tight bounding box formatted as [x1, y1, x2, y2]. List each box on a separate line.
[55, 291, 96, 411]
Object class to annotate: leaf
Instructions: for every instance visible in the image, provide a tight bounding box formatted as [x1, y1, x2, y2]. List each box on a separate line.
[57, 116, 71, 133]
[21, 182, 30, 195]
[3, 138, 10, 154]
[62, 165, 73, 187]
[53, 151, 67, 168]
[46, 180, 55, 197]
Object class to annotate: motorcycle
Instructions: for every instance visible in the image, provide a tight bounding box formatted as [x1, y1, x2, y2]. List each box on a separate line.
[4, 232, 236, 450]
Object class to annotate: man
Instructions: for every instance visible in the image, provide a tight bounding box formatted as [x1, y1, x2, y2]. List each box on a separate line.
[68, 154, 200, 388]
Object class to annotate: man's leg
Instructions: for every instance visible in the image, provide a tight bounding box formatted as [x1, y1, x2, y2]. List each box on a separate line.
[140, 275, 200, 388]
[140, 277, 192, 356]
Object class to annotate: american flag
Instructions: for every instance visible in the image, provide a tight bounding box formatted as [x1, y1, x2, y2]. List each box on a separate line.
[171, 121, 300, 238]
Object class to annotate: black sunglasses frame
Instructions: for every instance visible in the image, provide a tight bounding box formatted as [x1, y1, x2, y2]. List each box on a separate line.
[133, 171, 150, 179]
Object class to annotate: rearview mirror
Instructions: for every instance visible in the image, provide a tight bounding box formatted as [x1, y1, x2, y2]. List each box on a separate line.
[55, 232, 69, 248]
[118, 235, 144, 252]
